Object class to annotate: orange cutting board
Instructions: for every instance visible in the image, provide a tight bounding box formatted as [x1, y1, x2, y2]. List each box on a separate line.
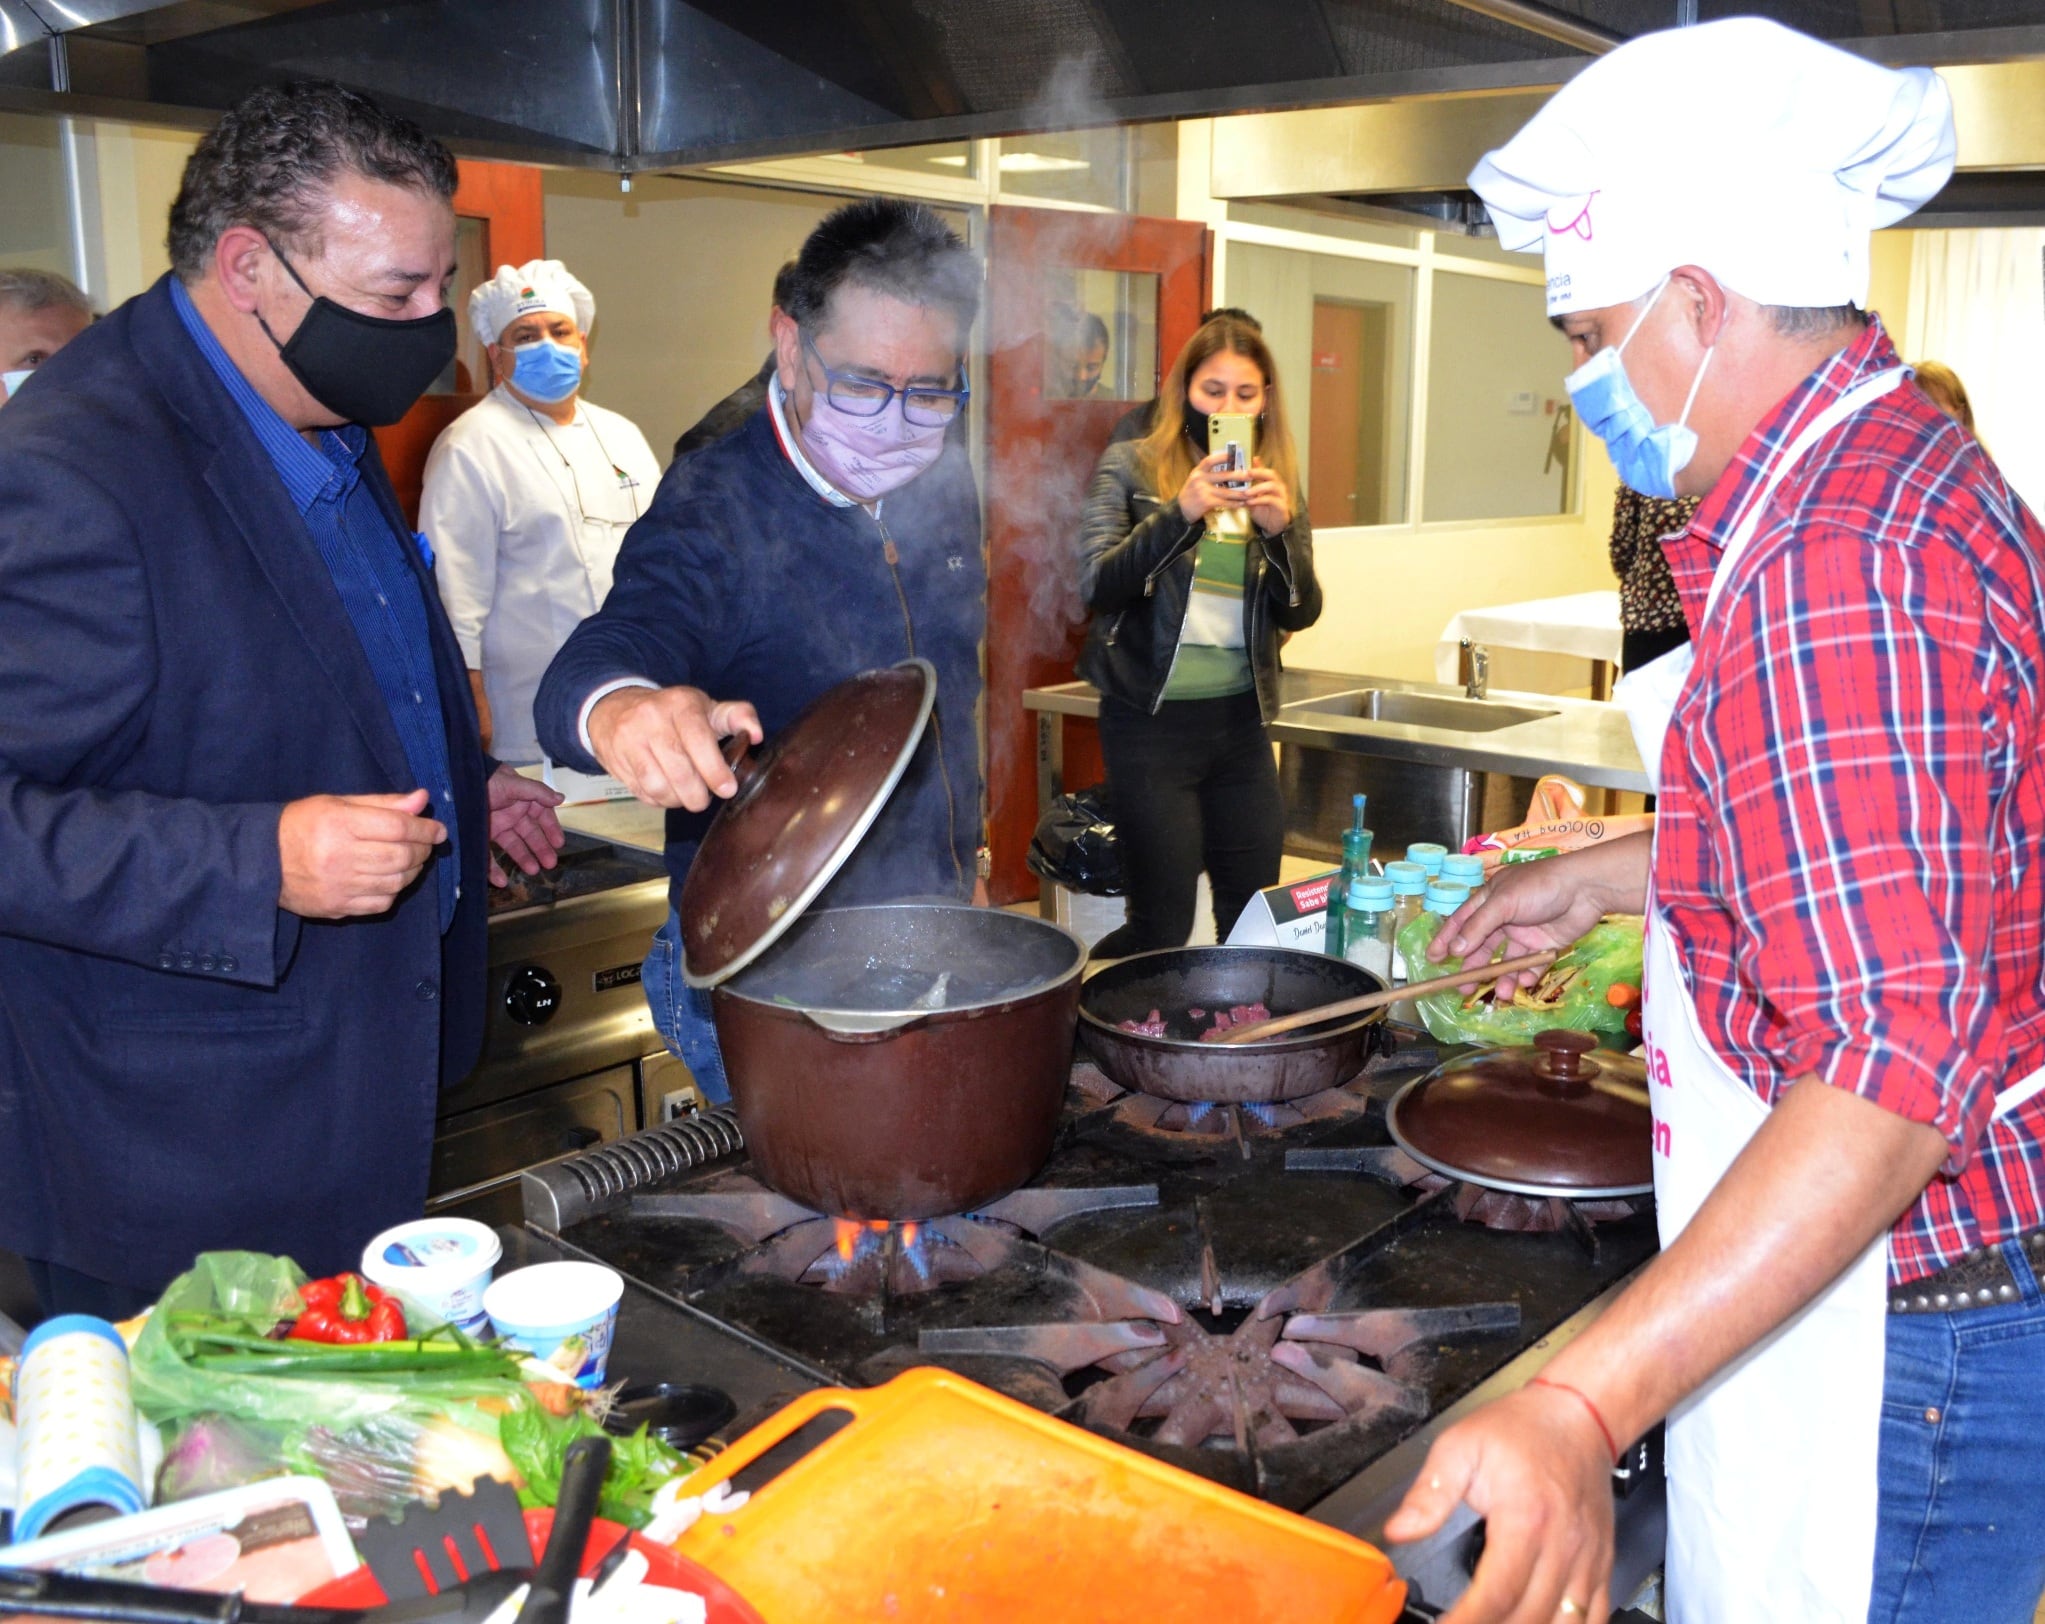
[673, 1367, 1407, 1623]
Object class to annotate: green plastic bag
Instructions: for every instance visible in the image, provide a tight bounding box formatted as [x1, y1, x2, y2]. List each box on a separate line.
[1394, 912, 1644, 1047]
[131, 1252, 525, 1519]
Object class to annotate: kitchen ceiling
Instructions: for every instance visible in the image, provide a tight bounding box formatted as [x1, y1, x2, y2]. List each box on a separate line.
[0, 0, 2039, 177]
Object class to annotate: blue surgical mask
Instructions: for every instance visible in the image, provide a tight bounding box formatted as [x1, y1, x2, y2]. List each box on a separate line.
[508, 337, 583, 404]
[1564, 278, 1714, 501]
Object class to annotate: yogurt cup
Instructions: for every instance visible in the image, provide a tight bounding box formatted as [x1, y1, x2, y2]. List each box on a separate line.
[483, 1262, 624, 1389]
[360, 1218, 501, 1337]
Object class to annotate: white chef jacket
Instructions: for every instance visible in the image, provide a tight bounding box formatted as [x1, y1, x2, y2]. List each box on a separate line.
[419, 386, 662, 764]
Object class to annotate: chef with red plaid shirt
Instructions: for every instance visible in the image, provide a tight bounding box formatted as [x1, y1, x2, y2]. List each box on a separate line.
[1385, 20, 2045, 1624]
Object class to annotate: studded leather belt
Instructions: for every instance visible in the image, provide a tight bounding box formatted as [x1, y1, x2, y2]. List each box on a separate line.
[1890, 1226, 2045, 1314]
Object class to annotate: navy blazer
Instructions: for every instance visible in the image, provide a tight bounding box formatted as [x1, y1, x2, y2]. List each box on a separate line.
[0, 276, 490, 1291]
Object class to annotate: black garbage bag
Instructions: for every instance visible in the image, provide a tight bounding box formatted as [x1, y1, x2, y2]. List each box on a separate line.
[1026, 786, 1126, 896]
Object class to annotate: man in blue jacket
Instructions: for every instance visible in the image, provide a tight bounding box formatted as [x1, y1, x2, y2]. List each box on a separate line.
[536, 200, 986, 1102]
[0, 81, 563, 1316]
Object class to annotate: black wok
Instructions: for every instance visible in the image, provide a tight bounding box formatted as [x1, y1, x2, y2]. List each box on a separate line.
[1078, 946, 1389, 1103]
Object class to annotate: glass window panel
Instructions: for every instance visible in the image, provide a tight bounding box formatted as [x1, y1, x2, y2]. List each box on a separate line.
[1227, 201, 1420, 253]
[0, 113, 70, 277]
[1042, 269, 1158, 400]
[1229, 241, 1415, 527]
[996, 129, 1124, 209]
[1423, 272, 1576, 522]
[833, 141, 977, 179]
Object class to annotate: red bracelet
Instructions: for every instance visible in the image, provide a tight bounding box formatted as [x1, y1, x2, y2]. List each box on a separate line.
[1528, 1376, 1620, 1466]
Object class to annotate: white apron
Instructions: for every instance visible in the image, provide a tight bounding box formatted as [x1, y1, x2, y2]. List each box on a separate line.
[1617, 368, 2045, 1618]
[1616, 370, 1900, 1624]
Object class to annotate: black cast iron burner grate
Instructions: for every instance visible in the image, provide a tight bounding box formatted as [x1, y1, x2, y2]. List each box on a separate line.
[920, 1232, 1520, 1455]
[629, 1175, 1166, 1299]
[1285, 1143, 1652, 1262]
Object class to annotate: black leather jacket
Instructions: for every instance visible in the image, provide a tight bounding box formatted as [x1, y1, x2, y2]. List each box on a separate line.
[1076, 439, 1321, 720]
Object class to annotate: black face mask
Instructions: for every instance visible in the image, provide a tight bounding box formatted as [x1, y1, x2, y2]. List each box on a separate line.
[258, 240, 456, 426]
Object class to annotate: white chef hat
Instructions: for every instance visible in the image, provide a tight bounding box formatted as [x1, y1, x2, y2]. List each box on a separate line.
[468, 259, 596, 346]
[1469, 18, 1956, 316]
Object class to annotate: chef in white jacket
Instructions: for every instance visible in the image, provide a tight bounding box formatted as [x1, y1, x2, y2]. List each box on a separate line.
[420, 259, 662, 763]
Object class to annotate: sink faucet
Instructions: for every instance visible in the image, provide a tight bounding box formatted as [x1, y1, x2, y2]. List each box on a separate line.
[1462, 640, 1490, 700]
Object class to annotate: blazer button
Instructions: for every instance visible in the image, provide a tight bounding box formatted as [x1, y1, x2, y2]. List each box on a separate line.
[199, 955, 217, 972]
[415, 979, 439, 1002]
[179, 952, 196, 970]
[221, 956, 238, 974]
[157, 952, 175, 970]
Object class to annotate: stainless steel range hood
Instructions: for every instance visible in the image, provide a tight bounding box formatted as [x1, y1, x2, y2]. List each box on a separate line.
[1, 0, 2041, 196]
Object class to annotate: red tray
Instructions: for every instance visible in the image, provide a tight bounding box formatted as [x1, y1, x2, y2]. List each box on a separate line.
[299, 1506, 762, 1624]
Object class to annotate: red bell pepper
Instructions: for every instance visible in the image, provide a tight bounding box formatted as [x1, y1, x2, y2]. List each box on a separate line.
[290, 1273, 407, 1344]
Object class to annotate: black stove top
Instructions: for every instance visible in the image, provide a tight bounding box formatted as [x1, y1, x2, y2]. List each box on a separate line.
[551, 1033, 1658, 1516]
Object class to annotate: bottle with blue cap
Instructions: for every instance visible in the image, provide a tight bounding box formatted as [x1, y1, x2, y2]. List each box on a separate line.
[1341, 874, 1396, 979]
[1406, 842, 1448, 880]
[1424, 881, 1471, 915]
[1439, 852, 1486, 901]
[1385, 861, 1430, 982]
[12, 1314, 147, 1541]
[1322, 794, 1373, 960]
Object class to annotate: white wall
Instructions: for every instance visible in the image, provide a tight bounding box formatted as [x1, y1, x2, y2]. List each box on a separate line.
[542, 173, 844, 462]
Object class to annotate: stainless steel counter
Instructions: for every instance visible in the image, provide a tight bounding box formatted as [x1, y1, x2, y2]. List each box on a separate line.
[1024, 668, 1648, 794]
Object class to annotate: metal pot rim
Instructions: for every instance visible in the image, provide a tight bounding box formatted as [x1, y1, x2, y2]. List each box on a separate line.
[718, 902, 1087, 1022]
[1075, 944, 1386, 1051]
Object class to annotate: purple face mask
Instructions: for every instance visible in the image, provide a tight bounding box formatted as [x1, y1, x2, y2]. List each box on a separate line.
[798, 393, 948, 502]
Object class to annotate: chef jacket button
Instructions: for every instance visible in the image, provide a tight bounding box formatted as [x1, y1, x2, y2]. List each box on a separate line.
[221, 956, 238, 974]
[1924, 1407, 1942, 1424]
[178, 952, 195, 970]
[199, 955, 216, 972]
[415, 978, 438, 1002]
[157, 952, 175, 970]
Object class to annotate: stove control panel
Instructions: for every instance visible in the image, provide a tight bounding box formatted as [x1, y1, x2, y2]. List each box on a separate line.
[504, 965, 563, 1026]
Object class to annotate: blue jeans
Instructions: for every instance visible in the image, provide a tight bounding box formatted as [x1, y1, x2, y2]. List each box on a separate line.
[1869, 1237, 2045, 1622]
[643, 908, 729, 1104]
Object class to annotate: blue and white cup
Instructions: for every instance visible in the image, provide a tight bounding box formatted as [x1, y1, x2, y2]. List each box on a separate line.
[483, 1263, 624, 1389]
[360, 1218, 501, 1337]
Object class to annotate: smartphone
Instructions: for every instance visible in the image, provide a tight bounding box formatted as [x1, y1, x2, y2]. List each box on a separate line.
[1208, 412, 1257, 489]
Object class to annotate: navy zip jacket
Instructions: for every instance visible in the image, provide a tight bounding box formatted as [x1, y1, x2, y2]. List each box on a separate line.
[535, 404, 985, 909]
[0, 277, 490, 1292]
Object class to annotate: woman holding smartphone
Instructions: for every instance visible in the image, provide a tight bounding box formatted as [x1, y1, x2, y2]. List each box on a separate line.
[1077, 311, 1321, 959]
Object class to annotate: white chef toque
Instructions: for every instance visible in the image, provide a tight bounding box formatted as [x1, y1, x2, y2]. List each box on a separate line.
[1469, 17, 1956, 316]
[469, 259, 597, 347]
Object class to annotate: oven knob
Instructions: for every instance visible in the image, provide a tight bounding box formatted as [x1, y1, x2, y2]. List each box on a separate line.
[504, 965, 562, 1026]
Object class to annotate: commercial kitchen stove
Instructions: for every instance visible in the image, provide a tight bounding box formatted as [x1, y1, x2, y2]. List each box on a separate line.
[522, 1031, 1666, 1614]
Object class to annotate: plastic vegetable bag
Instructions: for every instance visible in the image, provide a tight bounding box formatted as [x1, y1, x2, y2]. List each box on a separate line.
[1394, 912, 1644, 1047]
[131, 1252, 530, 1521]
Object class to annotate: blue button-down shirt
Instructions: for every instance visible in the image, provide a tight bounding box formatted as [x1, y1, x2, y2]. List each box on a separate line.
[171, 279, 459, 930]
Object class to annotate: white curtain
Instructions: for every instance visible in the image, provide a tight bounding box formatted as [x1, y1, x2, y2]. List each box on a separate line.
[1905, 228, 2045, 512]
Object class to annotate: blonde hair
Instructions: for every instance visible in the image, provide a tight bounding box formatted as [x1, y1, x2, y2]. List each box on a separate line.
[1139, 314, 1302, 511]
[1913, 360, 1975, 434]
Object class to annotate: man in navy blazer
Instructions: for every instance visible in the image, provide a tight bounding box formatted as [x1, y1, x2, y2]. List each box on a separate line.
[0, 82, 563, 1317]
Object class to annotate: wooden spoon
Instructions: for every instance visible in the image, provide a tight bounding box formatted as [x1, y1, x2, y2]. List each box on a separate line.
[1206, 949, 1561, 1045]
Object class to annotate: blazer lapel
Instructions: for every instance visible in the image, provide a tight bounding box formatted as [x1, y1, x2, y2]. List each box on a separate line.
[131, 279, 413, 789]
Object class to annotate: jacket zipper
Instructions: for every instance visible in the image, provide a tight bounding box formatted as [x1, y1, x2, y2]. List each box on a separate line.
[873, 510, 966, 894]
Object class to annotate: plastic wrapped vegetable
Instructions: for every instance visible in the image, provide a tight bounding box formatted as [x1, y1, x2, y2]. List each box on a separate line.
[1394, 912, 1644, 1047]
[130, 1252, 531, 1521]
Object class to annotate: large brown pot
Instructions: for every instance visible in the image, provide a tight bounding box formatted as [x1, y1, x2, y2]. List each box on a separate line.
[712, 904, 1085, 1220]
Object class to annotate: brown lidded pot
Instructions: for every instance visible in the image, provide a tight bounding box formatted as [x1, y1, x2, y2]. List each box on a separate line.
[678, 661, 1086, 1221]
[1386, 1029, 1653, 1199]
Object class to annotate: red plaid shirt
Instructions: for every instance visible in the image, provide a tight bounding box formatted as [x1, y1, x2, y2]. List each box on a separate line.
[1657, 315, 2045, 1286]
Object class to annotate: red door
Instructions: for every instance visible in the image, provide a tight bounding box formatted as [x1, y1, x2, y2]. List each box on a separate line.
[373, 159, 546, 524]
[983, 206, 1210, 904]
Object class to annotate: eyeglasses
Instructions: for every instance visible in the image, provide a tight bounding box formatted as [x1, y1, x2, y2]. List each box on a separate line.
[802, 330, 969, 427]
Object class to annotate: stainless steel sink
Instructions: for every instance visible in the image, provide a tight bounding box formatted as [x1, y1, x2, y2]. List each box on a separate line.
[1283, 688, 1558, 733]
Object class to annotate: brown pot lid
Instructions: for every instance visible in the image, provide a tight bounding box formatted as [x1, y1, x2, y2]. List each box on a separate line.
[680, 659, 935, 989]
[1386, 1030, 1654, 1199]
